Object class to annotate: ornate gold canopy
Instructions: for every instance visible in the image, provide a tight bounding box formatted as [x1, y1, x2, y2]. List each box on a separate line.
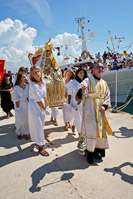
[45, 37, 53, 51]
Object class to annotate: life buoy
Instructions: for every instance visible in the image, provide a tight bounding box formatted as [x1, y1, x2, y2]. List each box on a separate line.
[81, 51, 91, 59]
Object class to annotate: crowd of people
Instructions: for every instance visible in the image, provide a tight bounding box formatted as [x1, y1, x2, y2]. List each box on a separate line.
[0, 60, 114, 164]
[73, 51, 133, 72]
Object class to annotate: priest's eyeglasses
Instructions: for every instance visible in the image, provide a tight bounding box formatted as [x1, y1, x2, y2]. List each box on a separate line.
[96, 66, 104, 69]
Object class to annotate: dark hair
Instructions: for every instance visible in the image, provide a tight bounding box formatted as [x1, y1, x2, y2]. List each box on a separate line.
[18, 67, 27, 73]
[75, 68, 88, 83]
[1, 73, 12, 87]
[15, 72, 26, 86]
[4, 73, 11, 77]
[2, 73, 11, 82]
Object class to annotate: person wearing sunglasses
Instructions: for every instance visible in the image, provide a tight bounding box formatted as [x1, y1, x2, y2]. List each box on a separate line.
[76, 62, 112, 164]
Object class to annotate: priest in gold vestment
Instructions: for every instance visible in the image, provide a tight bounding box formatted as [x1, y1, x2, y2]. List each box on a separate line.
[76, 63, 112, 164]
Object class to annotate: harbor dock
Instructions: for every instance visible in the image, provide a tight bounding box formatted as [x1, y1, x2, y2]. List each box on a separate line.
[0, 108, 133, 199]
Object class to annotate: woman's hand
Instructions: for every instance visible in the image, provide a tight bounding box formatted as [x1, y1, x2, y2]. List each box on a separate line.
[99, 106, 105, 112]
[65, 92, 68, 99]
[81, 85, 87, 92]
[44, 97, 49, 106]
[2, 88, 12, 92]
[37, 101, 46, 110]
[77, 101, 81, 105]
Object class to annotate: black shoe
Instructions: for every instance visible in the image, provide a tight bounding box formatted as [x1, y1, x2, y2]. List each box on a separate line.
[87, 155, 94, 164]
[99, 149, 105, 157]
[93, 152, 102, 160]
[85, 150, 94, 164]
[93, 148, 102, 160]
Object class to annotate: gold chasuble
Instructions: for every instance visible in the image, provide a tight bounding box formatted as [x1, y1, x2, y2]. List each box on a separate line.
[88, 75, 112, 138]
[77, 75, 112, 153]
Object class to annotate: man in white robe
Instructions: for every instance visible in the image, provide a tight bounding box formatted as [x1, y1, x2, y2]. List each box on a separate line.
[76, 63, 112, 164]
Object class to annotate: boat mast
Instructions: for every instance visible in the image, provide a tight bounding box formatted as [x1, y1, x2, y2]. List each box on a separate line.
[108, 30, 116, 54]
[75, 17, 87, 52]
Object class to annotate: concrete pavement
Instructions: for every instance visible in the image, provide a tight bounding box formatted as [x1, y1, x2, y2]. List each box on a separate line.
[0, 108, 133, 199]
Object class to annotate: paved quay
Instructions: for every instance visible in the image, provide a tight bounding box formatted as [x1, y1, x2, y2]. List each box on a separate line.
[0, 107, 133, 199]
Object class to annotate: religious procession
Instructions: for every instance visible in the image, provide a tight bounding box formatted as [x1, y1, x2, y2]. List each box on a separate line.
[1, 1, 133, 197]
[0, 37, 114, 165]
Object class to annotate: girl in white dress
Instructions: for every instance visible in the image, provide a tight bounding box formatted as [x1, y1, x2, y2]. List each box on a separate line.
[28, 66, 49, 156]
[62, 69, 75, 131]
[68, 68, 88, 135]
[12, 67, 27, 85]
[12, 72, 30, 139]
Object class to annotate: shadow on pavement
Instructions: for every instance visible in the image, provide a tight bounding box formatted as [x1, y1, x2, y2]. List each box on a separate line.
[104, 162, 133, 185]
[0, 115, 6, 120]
[29, 150, 98, 193]
[46, 133, 78, 149]
[0, 123, 39, 168]
[113, 127, 133, 138]
[0, 123, 31, 149]
[0, 144, 38, 168]
[39, 172, 74, 189]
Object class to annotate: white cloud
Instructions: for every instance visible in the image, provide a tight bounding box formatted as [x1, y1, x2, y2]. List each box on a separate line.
[0, 18, 82, 73]
[0, 18, 36, 73]
[51, 32, 82, 65]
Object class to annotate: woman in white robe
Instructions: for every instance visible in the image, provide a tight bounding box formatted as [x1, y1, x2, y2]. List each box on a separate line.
[28, 66, 49, 156]
[12, 72, 30, 139]
[62, 69, 75, 131]
[68, 68, 88, 135]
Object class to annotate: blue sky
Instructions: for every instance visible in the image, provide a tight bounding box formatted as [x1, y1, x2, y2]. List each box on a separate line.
[0, 0, 133, 72]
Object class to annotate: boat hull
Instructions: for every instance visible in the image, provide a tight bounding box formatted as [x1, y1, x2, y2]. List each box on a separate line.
[102, 68, 133, 104]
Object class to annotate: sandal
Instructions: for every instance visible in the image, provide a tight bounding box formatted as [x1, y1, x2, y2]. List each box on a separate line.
[51, 117, 54, 121]
[17, 135, 23, 139]
[54, 120, 58, 126]
[64, 125, 68, 131]
[6, 113, 10, 119]
[23, 134, 30, 140]
[68, 122, 72, 128]
[39, 146, 49, 156]
[72, 125, 75, 133]
[9, 112, 14, 117]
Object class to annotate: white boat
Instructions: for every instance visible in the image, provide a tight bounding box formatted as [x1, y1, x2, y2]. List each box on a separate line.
[59, 17, 133, 107]
[102, 68, 133, 105]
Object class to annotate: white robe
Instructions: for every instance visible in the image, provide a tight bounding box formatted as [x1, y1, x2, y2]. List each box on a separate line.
[28, 81, 47, 146]
[12, 84, 29, 135]
[68, 79, 82, 133]
[76, 75, 111, 152]
[62, 79, 73, 123]
[51, 107, 60, 118]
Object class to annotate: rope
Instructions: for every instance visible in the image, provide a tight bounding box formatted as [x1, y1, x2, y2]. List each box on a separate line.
[117, 97, 133, 111]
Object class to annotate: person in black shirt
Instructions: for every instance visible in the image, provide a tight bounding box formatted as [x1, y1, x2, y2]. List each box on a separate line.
[0, 73, 14, 118]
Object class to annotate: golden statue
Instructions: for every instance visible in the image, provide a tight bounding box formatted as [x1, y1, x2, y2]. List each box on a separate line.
[28, 38, 65, 107]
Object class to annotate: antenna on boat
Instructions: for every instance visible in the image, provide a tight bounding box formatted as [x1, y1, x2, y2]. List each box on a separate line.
[115, 36, 125, 49]
[108, 31, 125, 53]
[108, 30, 116, 53]
[75, 17, 87, 52]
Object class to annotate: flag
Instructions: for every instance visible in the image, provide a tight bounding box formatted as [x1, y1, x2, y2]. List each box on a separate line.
[57, 47, 60, 56]
[0, 60, 5, 86]
[54, 47, 60, 56]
